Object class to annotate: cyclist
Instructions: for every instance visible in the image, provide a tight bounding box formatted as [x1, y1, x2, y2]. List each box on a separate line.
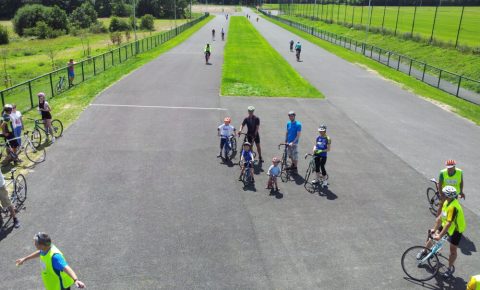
[67, 59, 76, 88]
[16, 232, 86, 289]
[239, 142, 255, 183]
[418, 186, 466, 279]
[212, 28, 215, 41]
[217, 117, 236, 161]
[436, 159, 464, 217]
[204, 43, 211, 64]
[266, 157, 281, 191]
[238, 106, 263, 163]
[289, 40, 294, 52]
[37, 92, 56, 143]
[295, 41, 302, 61]
[0, 170, 20, 228]
[285, 111, 302, 173]
[1, 104, 21, 164]
[12, 104, 23, 147]
[311, 124, 331, 186]
[467, 274, 480, 290]
[221, 28, 225, 41]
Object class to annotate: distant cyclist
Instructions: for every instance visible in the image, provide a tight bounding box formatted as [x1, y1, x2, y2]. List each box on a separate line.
[289, 40, 294, 52]
[204, 43, 211, 64]
[436, 159, 464, 217]
[311, 124, 331, 186]
[295, 41, 302, 61]
[221, 28, 225, 41]
[212, 29, 215, 41]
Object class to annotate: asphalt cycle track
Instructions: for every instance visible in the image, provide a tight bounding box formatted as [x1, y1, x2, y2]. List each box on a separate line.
[0, 12, 478, 289]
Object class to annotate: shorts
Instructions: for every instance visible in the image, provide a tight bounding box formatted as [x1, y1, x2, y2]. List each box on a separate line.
[68, 71, 75, 78]
[5, 136, 19, 149]
[0, 186, 12, 208]
[439, 227, 463, 246]
[246, 134, 260, 144]
[287, 144, 298, 161]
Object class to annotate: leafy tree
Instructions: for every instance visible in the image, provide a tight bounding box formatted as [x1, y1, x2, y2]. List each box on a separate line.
[47, 5, 68, 32]
[140, 14, 155, 30]
[109, 17, 131, 32]
[112, 0, 132, 17]
[13, 4, 50, 36]
[0, 26, 9, 44]
[70, 2, 98, 29]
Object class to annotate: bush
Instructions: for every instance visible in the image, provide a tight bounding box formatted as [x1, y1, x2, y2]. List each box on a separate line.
[0, 25, 8, 44]
[129, 16, 138, 30]
[140, 14, 155, 31]
[13, 4, 67, 36]
[70, 2, 98, 29]
[89, 22, 108, 34]
[24, 21, 64, 39]
[110, 31, 123, 45]
[112, 1, 132, 17]
[109, 17, 130, 32]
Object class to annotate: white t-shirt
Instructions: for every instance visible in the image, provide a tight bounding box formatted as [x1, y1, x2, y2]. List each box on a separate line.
[11, 111, 22, 129]
[0, 172, 5, 187]
[218, 124, 235, 138]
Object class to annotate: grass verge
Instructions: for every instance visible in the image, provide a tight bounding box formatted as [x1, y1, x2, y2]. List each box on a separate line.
[222, 16, 322, 98]
[262, 15, 480, 125]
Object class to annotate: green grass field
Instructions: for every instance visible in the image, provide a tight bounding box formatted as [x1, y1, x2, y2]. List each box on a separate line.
[222, 16, 322, 98]
[0, 18, 192, 90]
[265, 4, 480, 48]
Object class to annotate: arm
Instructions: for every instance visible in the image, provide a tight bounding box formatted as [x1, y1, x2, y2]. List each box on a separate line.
[460, 174, 465, 199]
[254, 118, 259, 136]
[326, 138, 331, 152]
[16, 250, 41, 265]
[438, 173, 443, 194]
[291, 131, 301, 145]
[63, 266, 85, 288]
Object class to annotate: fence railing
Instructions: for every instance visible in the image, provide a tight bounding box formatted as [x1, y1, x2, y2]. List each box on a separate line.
[259, 10, 480, 105]
[0, 13, 209, 113]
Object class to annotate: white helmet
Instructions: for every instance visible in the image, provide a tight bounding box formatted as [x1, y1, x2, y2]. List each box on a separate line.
[442, 186, 457, 199]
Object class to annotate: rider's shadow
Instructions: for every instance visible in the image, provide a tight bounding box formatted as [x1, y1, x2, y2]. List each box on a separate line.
[292, 174, 305, 185]
[253, 161, 264, 174]
[458, 235, 476, 255]
[269, 189, 283, 199]
[319, 187, 338, 200]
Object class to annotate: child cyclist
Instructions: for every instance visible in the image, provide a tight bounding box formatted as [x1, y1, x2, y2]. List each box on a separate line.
[266, 157, 281, 191]
[217, 117, 236, 160]
[311, 124, 331, 187]
[239, 142, 255, 183]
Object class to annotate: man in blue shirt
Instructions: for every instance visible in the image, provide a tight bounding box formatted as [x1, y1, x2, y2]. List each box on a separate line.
[285, 111, 302, 173]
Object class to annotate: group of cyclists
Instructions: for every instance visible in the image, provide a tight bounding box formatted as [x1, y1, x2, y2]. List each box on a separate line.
[204, 27, 226, 64]
[217, 106, 331, 192]
[289, 40, 302, 61]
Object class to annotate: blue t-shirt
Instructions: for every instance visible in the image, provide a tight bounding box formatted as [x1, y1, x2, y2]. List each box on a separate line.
[315, 135, 331, 157]
[40, 249, 68, 273]
[286, 121, 302, 144]
[242, 149, 254, 162]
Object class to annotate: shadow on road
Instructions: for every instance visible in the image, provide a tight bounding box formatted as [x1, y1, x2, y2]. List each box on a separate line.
[458, 235, 477, 256]
[319, 187, 338, 200]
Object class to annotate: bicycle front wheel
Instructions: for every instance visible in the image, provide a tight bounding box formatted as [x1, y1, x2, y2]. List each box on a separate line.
[426, 187, 440, 214]
[51, 119, 63, 138]
[401, 246, 439, 282]
[24, 142, 46, 164]
[14, 174, 27, 203]
[30, 129, 42, 148]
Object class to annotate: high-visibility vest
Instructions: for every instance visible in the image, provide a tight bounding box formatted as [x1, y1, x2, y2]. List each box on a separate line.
[39, 245, 74, 290]
[441, 199, 466, 235]
[467, 275, 480, 290]
[441, 168, 462, 194]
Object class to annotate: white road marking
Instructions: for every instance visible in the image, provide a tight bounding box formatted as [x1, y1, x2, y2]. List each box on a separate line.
[91, 103, 227, 111]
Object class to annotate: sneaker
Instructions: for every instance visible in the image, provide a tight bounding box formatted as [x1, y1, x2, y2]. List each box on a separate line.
[275, 187, 279, 192]
[217, 153, 222, 158]
[259, 157, 264, 163]
[238, 175, 243, 181]
[311, 179, 319, 184]
[416, 250, 427, 260]
[14, 158, 23, 164]
[51, 137, 56, 144]
[442, 267, 454, 279]
[322, 180, 328, 187]
[13, 218, 20, 229]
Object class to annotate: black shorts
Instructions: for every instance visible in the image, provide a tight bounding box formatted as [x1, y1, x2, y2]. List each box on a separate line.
[439, 227, 462, 246]
[246, 134, 260, 144]
[5, 136, 18, 148]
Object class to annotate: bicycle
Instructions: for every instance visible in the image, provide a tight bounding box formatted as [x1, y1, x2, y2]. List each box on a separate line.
[27, 118, 63, 148]
[237, 132, 257, 166]
[426, 178, 441, 215]
[0, 169, 27, 223]
[278, 143, 294, 182]
[303, 153, 328, 193]
[221, 32, 225, 41]
[56, 76, 66, 93]
[0, 132, 46, 164]
[296, 49, 301, 62]
[219, 135, 237, 161]
[205, 51, 211, 64]
[240, 160, 254, 186]
[401, 230, 452, 282]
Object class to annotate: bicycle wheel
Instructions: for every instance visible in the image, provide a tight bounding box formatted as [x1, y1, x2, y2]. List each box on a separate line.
[401, 246, 439, 282]
[280, 171, 289, 182]
[51, 119, 63, 138]
[24, 142, 46, 164]
[231, 138, 237, 153]
[30, 129, 42, 148]
[14, 174, 27, 203]
[426, 187, 440, 213]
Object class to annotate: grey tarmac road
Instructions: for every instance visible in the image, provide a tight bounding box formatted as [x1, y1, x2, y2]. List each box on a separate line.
[0, 13, 478, 290]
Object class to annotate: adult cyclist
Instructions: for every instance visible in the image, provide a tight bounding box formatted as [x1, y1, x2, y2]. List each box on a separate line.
[221, 28, 225, 41]
[289, 40, 294, 52]
[212, 29, 216, 41]
[418, 186, 466, 279]
[436, 159, 464, 217]
[204, 43, 211, 64]
[295, 41, 302, 61]
[310, 124, 331, 186]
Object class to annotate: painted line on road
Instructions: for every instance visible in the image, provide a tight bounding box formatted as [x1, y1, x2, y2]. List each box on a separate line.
[91, 103, 227, 111]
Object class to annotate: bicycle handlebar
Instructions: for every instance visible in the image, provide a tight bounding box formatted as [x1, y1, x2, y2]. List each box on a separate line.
[278, 143, 290, 150]
[304, 153, 314, 159]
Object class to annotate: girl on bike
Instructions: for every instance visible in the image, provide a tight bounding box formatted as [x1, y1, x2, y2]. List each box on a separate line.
[266, 157, 281, 191]
[37, 92, 55, 143]
[239, 142, 254, 183]
[311, 125, 331, 186]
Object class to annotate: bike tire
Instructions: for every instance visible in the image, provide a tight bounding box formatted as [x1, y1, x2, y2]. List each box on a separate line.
[14, 174, 27, 203]
[401, 246, 439, 282]
[426, 187, 440, 214]
[51, 119, 63, 138]
[231, 138, 237, 153]
[30, 129, 42, 148]
[24, 142, 46, 164]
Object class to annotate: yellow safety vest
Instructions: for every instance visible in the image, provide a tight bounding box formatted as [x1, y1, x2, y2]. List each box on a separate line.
[467, 275, 480, 290]
[441, 168, 462, 194]
[441, 199, 466, 235]
[39, 245, 74, 290]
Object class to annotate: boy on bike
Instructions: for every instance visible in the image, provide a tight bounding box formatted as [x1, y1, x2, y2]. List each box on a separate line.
[204, 43, 211, 64]
[266, 157, 281, 191]
[295, 41, 302, 61]
[239, 142, 255, 183]
[217, 117, 236, 161]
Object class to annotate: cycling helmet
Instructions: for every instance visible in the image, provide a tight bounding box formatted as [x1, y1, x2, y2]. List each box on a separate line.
[37, 92, 46, 98]
[445, 159, 456, 168]
[247, 106, 255, 112]
[34, 232, 51, 246]
[442, 186, 457, 199]
[4, 104, 12, 110]
[318, 124, 327, 132]
[272, 157, 280, 163]
[288, 111, 296, 116]
[243, 142, 251, 146]
[224, 117, 231, 123]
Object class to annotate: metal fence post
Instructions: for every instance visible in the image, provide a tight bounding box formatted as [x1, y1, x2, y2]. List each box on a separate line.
[93, 57, 96, 75]
[408, 59, 413, 75]
[112, 51, 114, 65]
[28, 81, 34, 108]
[49, 73, 54, 98]
[430, 0, 440, 43]
[456, 76, 462, 97]
[119, 48, 122, 63]
[81, 61, 85, 81]
[0, 91, 4, 107]
[397, 55, 401, 70]
[437, 70, 442, 88]
[422, 63, 426, 81]
[455, 5, 465, 48]
[103, 54, 106, 71]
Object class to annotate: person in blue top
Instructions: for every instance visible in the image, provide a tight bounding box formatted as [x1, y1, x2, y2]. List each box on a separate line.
[294, 41, 302, 61]
[239, 142, 255, 183]
[311, 124, 331, 186]
[285, 111, 302, 173]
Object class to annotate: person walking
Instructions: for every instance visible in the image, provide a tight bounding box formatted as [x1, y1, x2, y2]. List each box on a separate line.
[12, 104, 23, 146]
[67, 59, 76, 87]
[16, 232, 86, 289]
[238, 106, 263, 162]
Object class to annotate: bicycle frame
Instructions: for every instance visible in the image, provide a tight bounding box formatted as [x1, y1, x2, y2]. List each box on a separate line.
[417, 235, 448, 266]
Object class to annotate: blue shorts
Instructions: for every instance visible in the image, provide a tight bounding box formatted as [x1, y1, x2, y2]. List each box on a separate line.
[68, 71, 75, 78]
